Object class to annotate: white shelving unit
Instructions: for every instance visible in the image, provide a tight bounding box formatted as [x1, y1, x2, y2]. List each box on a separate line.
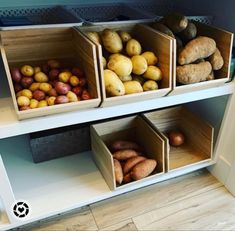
[0, 0, 235, 230]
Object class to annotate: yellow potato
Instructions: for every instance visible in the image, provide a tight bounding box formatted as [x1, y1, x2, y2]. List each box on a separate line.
[131, 55, 148, 75]
[86, 31, 102, 44]
[34, 66, 41, 74]
[101, 29, 123, 53]
[34, 72, 49, 82]
[21, 65, 34, 77]
[17, 96, 30, 107]
[143, 80, 158, 91]
[59, 71, 72, 83]
[67, 91, 78, 102]
[16, 91, 23, 97]
[47, 96, 56, 106]
[103, 69, 125, 96]
[143, 66, 162, 81]
[21, 89, 33, 99]
[38, 100, 48, 108]
[141, 51, 158, 65]
[123, 81, 143, 94]
[29, 82, 41, 91]
[39, 83, 52, 93]
[107, 54, 132, 77]
[126, 39, 142, 56]
[30, 99, 39, 109]
[118, 30, 132, 43]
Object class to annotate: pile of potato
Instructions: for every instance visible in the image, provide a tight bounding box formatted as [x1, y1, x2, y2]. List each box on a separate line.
[86, 29, 163, 96]
[151, 13, 224, 84]
[110, 140, 157, 185]
[11, 60, 91, 111]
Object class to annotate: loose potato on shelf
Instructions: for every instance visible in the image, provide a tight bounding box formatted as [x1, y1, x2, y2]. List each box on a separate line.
[30, 99, 39, 109]
[21, 89, 33, 99]
[101, 29, 123, 53]
[114, 159, 123, 185]
[67, 91, 78, 102]
[39, 83, 52, 93]
[47, 96, 56, 106]
[38, 100, 48, 107]
[102, 56, 107, 69]
[209, 48, 224, 70]
[29, 82, 40, 92]
[126, 39, 142, 56]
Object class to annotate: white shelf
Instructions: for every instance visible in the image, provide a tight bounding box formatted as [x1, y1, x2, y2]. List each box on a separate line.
[0, 134, 215, 230]
[0, 82, 234, 139]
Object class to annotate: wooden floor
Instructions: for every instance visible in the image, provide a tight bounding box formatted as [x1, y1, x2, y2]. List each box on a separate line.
[12, 169, 235, 231]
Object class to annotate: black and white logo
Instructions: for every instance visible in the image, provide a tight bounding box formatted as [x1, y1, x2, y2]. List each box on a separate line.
[12, 200, 30, 219]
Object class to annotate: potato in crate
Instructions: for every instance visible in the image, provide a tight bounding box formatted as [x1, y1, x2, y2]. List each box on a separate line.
[0, 27, 101, 120]
[148, 13, 233, 94]
[79, 23, 172, 107]
[142, 106, 214, 172]
[90, 115, 165, 190]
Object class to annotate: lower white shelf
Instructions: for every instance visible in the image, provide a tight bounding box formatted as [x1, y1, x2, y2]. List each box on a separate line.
[0, 135, 215, 230]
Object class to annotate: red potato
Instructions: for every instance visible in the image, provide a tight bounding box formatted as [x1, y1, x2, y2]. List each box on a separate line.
[72, 86, 83, 95]
[72, 67, 84, 77]
[81, 89, 92, 100]
[14, 83, 22, 93]
[131, 159, 157, 180]
[41, 63, 50, 74]
[112, 149, 139, 161]
[11, 68, 22, 83]
[33, 90, 45, 101]
[47, 59, 60, 69]
[55, 82, 71, 95]
[47, 88, 58, 97]
[123, 156, 147, 174]
[55, 95, 69, 104]
[49, 69, 60, 80]
[110, 140, 141, 152]
[113, 159, 123, 184]
[21, 77, 34, 88]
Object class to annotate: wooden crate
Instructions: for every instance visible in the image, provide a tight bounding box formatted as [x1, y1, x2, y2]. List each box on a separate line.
[142, 106, 214, 172]
[0, 27, 101, 120]
[78, 23, 173, 107]
[90, 115, 165, 190]
[170, 22, 234, 95]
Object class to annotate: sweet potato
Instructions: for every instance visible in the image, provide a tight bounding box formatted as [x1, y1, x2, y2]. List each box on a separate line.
[113, 159, 123, 184]
[178, 36, 216, 65]
[123, 156, 146, 174]
[110, 140, 141, 152]
[123, 173, 132, 184]
[131, 159, 157, 180]
[209, 48, 224, 70]
[206, 71, 215, 81]
[176, 61, 212, 84]
[112, 149, 139, 160]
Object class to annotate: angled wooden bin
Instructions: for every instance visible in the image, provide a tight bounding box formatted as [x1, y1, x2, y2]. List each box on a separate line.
[78, 23, 173, 107]
[90, 115, 165, 191]
[142, 106, 214, 172]
[0, 27, 101, 120]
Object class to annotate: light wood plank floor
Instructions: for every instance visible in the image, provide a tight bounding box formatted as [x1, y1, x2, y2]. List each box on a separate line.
[11, 169, 235, 231]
